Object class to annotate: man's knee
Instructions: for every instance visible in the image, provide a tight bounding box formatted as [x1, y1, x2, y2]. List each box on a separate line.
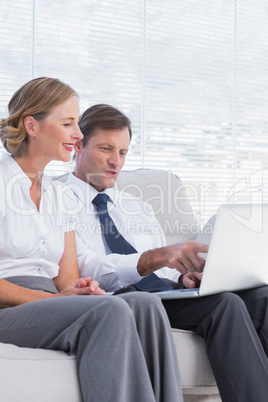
[215, 291, 245, 307]
[211, 292, 251, 322]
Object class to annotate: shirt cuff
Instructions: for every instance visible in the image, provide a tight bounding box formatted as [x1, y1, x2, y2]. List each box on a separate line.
[115, 252, 143, 288]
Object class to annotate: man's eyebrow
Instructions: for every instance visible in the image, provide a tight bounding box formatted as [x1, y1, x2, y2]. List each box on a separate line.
[97, 143, 128, 150]
[97, 142, 113, 147]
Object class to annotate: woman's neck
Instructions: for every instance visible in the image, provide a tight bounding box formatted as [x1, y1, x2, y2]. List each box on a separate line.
[13, 154, 45, 211]
[13, 154, 46, 182]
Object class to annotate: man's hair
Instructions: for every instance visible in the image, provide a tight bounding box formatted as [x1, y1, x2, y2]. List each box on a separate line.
[78, 104, 132, 148]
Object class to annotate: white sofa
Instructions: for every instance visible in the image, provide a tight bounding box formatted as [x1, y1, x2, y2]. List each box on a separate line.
[0, 169, 221, 401]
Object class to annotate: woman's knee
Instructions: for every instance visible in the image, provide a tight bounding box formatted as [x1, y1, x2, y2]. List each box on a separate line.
[90, 296, 135, 328]
[118, 292, 163, 312]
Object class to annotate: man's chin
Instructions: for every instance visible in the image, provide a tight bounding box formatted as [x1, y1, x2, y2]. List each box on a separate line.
[105, 177, 117, 188]
[95, 176, 117, 190]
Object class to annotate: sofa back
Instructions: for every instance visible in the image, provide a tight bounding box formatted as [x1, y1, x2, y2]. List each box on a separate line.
[115, 168, 198, 245]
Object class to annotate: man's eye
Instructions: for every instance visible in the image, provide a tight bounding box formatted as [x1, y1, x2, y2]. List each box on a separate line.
[63, 123, 71, 127]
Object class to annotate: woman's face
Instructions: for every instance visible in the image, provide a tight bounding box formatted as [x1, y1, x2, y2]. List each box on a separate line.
[30, 95, 83, 163]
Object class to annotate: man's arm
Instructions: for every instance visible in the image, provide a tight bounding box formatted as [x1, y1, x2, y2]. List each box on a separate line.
[77, 232, 208, 292]
[71, 180, 207, 290]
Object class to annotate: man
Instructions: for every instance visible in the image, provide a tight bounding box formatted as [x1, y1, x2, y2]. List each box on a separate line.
[66, 104, 268, 402]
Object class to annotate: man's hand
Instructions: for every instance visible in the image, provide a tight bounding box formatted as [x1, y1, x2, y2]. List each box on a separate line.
[179, 271, 203, 289]
[58, 277, 106, 296]
[137, 241, 208, 276]
[165, 241, 208, 274]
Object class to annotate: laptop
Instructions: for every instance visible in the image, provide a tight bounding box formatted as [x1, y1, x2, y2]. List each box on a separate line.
[154, 203, 268, 299]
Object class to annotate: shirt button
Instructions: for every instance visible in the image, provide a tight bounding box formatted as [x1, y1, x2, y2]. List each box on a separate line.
[42, 240, 46, 246]
[37, 267, 42, 273]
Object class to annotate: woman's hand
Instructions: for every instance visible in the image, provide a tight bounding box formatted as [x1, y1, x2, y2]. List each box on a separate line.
[58, 277, 106, 296]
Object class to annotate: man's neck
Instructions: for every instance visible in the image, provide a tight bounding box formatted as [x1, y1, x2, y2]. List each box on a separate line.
[72, 171, 105, 193]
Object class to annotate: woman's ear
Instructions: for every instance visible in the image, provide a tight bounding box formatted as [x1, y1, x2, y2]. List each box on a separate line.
[74, 139, 83, 154]
[24, 116, 37, 137]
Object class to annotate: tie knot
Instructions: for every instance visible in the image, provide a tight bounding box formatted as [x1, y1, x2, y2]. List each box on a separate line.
[92, 193, 109, 207]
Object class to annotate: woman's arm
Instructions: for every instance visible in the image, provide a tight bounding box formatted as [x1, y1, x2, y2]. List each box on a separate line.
[0, 279, 54, 308]
[54, 230, 106, 295]
[54, 231, 80, 291]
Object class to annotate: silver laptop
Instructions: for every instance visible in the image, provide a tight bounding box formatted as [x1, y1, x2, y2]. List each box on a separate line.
[155, 203, 268, 299]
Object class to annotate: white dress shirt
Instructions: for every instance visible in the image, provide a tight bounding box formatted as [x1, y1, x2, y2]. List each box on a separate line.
[0, 153, 75, 279]
[65, 173, 180, 292]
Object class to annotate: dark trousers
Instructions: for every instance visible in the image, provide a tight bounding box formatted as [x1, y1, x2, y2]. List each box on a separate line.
[163, 285, 268, 402]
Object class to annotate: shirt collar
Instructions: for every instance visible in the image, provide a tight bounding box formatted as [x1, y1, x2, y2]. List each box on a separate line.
[2, 153, 32, 189]
[66, 172, 119, 206]
[1, 153, 49, 193]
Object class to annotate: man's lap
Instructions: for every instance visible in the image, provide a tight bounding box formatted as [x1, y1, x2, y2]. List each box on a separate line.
[162, 287, 268, 332]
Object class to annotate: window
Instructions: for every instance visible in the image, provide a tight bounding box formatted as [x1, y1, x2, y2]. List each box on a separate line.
[1, 0, 268, 226]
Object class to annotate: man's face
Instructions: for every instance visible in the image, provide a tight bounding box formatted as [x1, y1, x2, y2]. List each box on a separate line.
[75, 127, 130, 191]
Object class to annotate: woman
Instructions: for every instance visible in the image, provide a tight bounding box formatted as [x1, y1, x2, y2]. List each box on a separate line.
[0, 77, 182, 402]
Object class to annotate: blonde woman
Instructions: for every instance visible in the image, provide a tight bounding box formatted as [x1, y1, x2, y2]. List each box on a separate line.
[0, 77, 182, 402]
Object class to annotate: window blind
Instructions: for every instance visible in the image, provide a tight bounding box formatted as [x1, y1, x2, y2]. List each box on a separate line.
[1, 0, 268, 227]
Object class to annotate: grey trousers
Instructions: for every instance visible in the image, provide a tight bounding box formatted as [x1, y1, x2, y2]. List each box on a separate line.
[0, 277, 182, 402]
[163, 285, 268, 402]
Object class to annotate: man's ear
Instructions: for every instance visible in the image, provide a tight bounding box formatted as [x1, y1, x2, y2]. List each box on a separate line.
[74, 140, 83, 154]
[24, 116, 37, 137]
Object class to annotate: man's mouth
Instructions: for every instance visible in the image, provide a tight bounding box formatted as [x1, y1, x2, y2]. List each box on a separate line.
[106, 170, 117, 177]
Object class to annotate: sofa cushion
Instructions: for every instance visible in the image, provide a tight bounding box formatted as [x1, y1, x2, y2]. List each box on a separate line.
[172, 329, 217, 391]
[0, 342, 82, 402]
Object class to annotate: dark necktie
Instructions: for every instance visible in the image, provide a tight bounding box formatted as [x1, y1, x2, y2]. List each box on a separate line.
[92, 193, 173, 292]
[92, 193, 137, 255]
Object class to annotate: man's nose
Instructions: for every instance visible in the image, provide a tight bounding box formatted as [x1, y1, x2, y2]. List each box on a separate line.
[108, 152, 120, 166]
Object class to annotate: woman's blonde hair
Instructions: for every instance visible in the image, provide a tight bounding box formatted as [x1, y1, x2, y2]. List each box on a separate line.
[0, 77, 77, 156]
